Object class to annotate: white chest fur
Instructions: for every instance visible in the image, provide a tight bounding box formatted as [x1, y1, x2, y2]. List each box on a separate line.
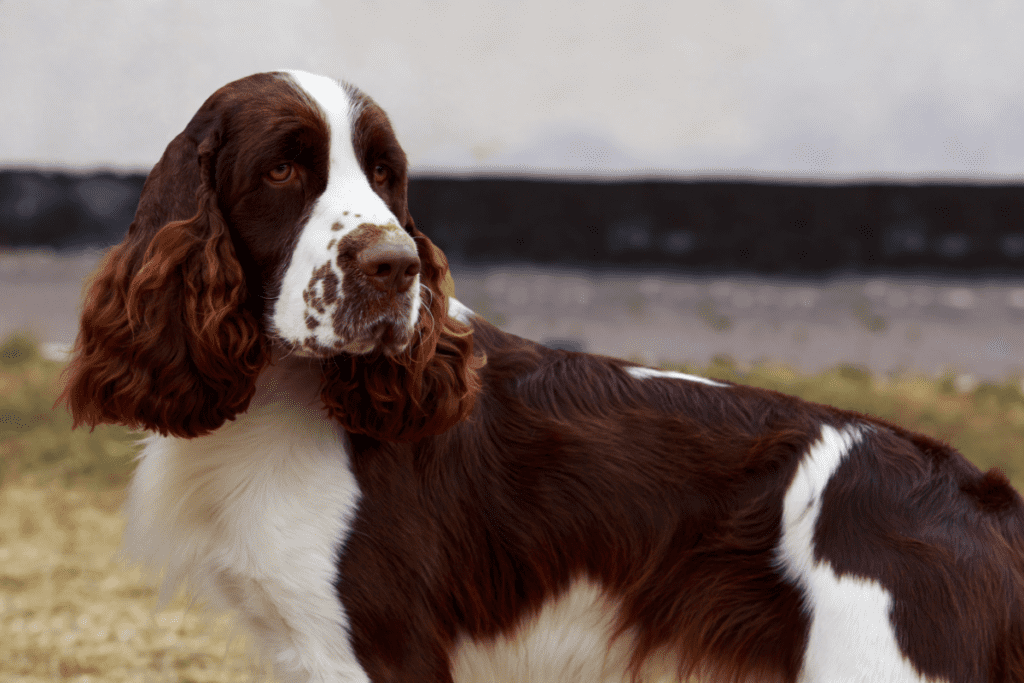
[122, 360, 370, 683]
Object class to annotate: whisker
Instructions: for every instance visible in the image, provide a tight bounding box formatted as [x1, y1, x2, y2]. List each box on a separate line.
[420, 283, 435, 310]
[419, 281, 435, 307]
[413, 284, 437, 347]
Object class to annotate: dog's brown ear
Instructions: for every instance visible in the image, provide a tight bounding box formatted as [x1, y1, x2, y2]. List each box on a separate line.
[431, 242, 457, 300]
[60, 108, 266, 438]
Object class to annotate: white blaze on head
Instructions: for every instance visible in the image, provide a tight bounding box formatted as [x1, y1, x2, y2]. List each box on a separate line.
[269, 70, 419, 356]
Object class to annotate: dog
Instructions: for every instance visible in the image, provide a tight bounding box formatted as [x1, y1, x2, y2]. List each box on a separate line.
[62, 71, 1024, 682]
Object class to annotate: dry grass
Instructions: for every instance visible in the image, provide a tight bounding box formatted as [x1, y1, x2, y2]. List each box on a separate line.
[2, 332, 1024, 680]
[1, 335, 271, 681]
[0, 485, 272, 682]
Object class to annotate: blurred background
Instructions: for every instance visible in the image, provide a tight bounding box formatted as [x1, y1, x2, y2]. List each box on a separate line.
[3, 2, 1024, 678]
[3, 0, 1024, 381]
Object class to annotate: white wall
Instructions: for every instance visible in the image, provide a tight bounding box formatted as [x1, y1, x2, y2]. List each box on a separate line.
[2, 0, 1022, 179]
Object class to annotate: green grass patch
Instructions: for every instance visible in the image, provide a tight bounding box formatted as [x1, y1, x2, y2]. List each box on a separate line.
[1, 334, 1022, 491]
[686, 355, 1024, 487]
[0, 335, 137, 490]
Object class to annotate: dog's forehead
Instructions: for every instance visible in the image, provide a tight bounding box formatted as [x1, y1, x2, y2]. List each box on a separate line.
[279, 70, 365, 132]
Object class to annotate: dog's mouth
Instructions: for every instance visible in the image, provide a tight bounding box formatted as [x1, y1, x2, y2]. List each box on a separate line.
[269, 257, 423, 360]
[340, 318, 416, 357]
[277, 311, 417, 360]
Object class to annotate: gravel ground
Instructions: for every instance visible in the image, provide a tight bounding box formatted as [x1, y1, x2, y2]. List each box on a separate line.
[3, 249, 1023, 381]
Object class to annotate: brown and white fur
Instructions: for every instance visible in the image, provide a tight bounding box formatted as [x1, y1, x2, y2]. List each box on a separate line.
[62, 71, 1024, 683]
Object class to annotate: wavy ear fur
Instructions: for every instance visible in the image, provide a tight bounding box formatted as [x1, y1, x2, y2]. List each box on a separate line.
[320, 220, 483, 442]
[60, 115, 266, 438]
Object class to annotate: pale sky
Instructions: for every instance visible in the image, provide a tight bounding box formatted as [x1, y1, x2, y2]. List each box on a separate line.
[2, 0, 1023, 179]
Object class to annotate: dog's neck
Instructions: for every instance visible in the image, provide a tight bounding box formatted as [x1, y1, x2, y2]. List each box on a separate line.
[248, 352, 327, 414]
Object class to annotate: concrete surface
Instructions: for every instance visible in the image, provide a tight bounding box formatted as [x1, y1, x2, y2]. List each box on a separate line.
[3, 249, 1023, 381]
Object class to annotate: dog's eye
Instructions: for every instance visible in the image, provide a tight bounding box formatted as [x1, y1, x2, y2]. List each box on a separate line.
[373, 165, 390, 185]
[267, 163, 294, 183]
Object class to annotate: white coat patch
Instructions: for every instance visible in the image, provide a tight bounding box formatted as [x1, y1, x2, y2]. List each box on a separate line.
[447, 297, 475, 323]
[625, 365, 728, 388]
[777, 424, 938, 683]
[450, 579, 675, 683]
[123, 359, 370, 683]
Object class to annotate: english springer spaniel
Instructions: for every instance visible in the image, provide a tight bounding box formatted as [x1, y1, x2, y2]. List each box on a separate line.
[62, 71, 1024, 683]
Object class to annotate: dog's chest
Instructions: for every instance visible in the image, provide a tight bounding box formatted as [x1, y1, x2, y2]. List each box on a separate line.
[122, 367, 370, 682]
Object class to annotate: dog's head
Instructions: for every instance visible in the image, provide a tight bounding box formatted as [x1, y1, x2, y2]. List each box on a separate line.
[62, 71, 480, 440]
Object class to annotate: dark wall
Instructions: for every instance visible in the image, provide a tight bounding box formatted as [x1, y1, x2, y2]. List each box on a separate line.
[0, 170, 146, 250]
[3, 169, 1024, 276]
[409, 178, 1024, 276]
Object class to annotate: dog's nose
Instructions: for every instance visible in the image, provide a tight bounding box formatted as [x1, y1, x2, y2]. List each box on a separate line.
[356, 242, 421, 293]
